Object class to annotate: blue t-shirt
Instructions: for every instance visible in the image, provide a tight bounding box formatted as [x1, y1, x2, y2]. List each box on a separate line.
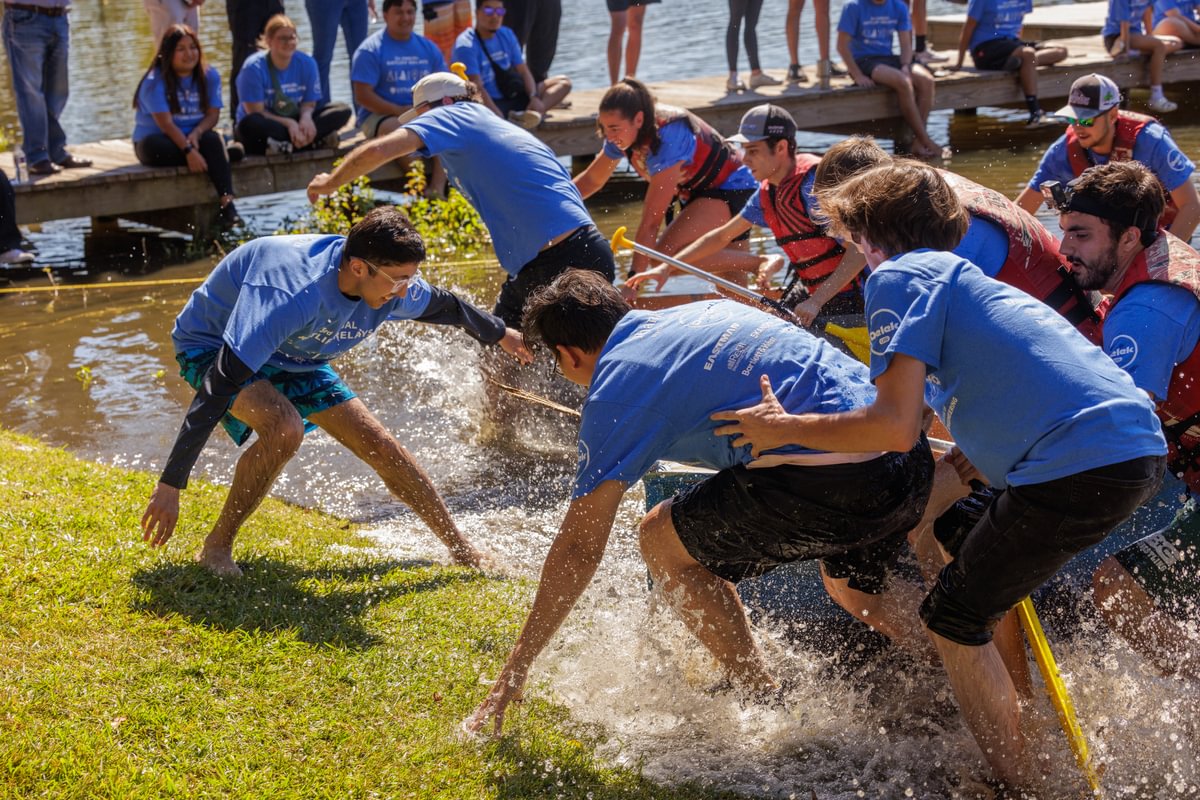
[1103, 0, 1153, 36]
[601, 119, 758, 192]
[350, 29, 447, 124]
[953, 216, 1010, 276]
[1153, 0, 1200, 26]
[403, 102, 594, 275]
[573, 301, 878, 498]
[235, 50, 322, 124]
[838, 0, 913, 59]
[452, 26, 524, 101]
[865, 249, 1165, 488]
[1104, 282, 1200, 400]
[966, 0, 1031, 48]
[171, 234, 438, 372]
[133, 66, 223, 142]
[1028, 121, 1195, 193]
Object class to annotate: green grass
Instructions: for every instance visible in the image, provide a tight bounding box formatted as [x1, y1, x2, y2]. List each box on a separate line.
[0, 429, 741, 800]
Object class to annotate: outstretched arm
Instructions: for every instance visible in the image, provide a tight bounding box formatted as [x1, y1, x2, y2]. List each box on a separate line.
[464, 480, 626, 735]
[308, 127, 425, 202]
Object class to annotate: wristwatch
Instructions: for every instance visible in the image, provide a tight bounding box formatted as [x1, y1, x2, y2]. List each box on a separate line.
[183, 143, 195, 154]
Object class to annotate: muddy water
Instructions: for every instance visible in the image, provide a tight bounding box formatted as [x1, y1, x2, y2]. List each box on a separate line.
[2, 0, 1200, 797]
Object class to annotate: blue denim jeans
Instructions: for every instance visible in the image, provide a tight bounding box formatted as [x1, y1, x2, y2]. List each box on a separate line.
[305, 0, 369, 105]
[2, 8, 70, 165]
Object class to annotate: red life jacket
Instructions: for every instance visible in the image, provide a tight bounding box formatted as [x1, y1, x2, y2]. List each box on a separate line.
[626, 105, 742, 201]
[1100, 232, 1200, 492]
[1064, 110, 1179, 228]
[944, 172, 1102, 343]
[758, 153, 847, 293]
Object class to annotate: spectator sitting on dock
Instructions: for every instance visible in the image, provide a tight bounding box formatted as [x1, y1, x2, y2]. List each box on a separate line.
[1102, 0, 1182, 112]
[452, 0, 571, 129]
[573, 78, 762, 283]
[1048, 160, 1200, 681]
[352, 0, 447, 139]
[0, 169, 35, 265]
[132, 25, 243, 228]
[607, 0, 655, 85]
[235, 14, 353, 155]
[1152, 0, 1200, 47]
[145, 0, 205, 48]
[836, 0, 943, 159]
[1014, 74, 1200, 243]
[950, 0, 1067, 127]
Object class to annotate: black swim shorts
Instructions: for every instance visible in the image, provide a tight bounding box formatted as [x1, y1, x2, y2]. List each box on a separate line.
[971, 37, 1037, 71]
[670, 436, 934, 592]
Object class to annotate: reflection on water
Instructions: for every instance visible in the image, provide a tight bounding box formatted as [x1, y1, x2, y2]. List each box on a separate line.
[2, 1, 1200, 797]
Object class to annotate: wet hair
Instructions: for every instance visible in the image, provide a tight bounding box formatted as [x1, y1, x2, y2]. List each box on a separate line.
[813, 135, 890, 195]
[132, 25, 210, 114]
[522, 270, 631, 354]
[260, 13, 298, 45]
[344, 206, 427, 266]
[819, 161, 969, 257]
[1069, 161, 1165, 247]
[598, 78, 660, 155]
[384, 0, 418, 11]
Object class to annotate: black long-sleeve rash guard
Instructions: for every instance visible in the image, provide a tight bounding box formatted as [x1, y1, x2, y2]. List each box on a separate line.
[157, 285, 508, 490]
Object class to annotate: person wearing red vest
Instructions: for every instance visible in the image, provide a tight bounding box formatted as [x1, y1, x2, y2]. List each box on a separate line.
[1052, 160, 1200, 680]
[628, 105, 867, 328]
[574, 78, 763, 280]
[1016, 73, 1200, 243]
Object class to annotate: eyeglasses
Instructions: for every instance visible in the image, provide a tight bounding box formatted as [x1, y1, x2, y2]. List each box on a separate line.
[1067, 116, 1097, 128]
[480, 6, 506, 15]
[362, 259, 421, 295]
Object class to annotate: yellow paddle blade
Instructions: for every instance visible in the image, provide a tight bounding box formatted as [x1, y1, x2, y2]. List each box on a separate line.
[610, 225, 632, 254]
[449, 62, 468, 81]
[1016, 597, 1103, 797]
[823, 322, 872, 363]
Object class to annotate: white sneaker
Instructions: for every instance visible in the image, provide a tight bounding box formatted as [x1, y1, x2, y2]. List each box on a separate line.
[915, 46, 950, 64]
[0, 248, 35, 265]
[266, 137, 293, 155]
[749, 72, 782, 89]
[1148, 95, 1178, 113]
[506, 109, 543, 129]
[726, 75, 747, 92]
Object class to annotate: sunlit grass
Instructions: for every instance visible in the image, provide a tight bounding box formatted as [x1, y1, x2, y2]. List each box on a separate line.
[0, 428, 740, 799]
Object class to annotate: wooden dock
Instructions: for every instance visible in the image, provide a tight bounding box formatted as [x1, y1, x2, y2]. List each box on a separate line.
[3, 21, 1196, 237]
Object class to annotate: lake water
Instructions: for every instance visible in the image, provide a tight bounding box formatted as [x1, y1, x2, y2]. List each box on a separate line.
[1, 1, 1199, 798]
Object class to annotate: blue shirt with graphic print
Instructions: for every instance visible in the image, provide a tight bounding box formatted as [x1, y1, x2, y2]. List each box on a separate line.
[453, 26, 523, 101]
[133, 65, 222, 142]
[1104, 281, 1200, 400]
[966, 0, 1032, 48]
[838, 0, 913, 59]
[235, 50, 322, 124]
[351, 29, 448, 124]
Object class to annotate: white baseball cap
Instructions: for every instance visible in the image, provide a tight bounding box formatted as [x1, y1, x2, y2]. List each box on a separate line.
[396, 71, 471, 124]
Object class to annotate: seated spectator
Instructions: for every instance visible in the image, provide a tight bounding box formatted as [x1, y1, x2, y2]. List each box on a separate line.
[305, 0, 374, 105]
[837, 0, 942, 159]
[145, 0, 204, 47]
[132, 25, 243, 228]
[607, 0, 656, 85]
[351, 0, 447, 139]
[952, 0, 1067, 127]
[1103, 0, 1182, 112]
[236, 14, 353, 155]
[1152, 0, 1200, 47]
[453, 0, 570, 128]
[0, 169, 35, 265]
[423, 0, 473, 64]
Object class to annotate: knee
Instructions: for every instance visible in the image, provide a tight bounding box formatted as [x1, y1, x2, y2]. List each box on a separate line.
[637, 500, 672, 562]
[258, 413, 306, 460]
[920, 564, 1000, 646]
[1019, 47, 1036, 63]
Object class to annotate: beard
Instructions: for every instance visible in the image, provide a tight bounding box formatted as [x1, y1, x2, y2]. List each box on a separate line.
[1067, 245, 1120, 291]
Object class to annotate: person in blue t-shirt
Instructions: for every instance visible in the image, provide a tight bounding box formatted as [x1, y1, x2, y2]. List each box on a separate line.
[463, 269, 935, 735]
[452, 0, 570, 129]
[1153, 0, 1200, 44]
[307, 70, 614, 328]
[1047, 161, 1200, 681]
[574, 78, 763, 282]
[715, 161, 1166, 787]
[235, 14, 353, 155]
[836, 0, 941, 159]
[350, 0, 448, 138]
[140, 207, 531, 578]
[1014, 73, 1200, 242]
[950, 0, 1067, 127]
[132, 24, 242, 228]
[1101, 0, 1183, 110]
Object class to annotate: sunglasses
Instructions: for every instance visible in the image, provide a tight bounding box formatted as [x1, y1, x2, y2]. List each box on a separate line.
[362, 259, 421, 295]
[480, 6, 507, 15]
[1066, 116, 1098, 128]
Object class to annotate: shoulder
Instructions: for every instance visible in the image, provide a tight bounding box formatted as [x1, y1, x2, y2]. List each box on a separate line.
[455, 28, 478, 46]
[294, 51, 319, 70]
[498, 27, 521, 46]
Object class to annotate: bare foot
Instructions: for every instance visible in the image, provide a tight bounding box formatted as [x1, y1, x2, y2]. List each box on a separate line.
[756, 255, 786, 291]
[195, 548, 244, 577]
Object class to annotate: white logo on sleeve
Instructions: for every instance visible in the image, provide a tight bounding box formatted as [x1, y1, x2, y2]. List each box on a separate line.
[869, 308, 902, 356]
[1168, 148, 1190, 173]
[1109, 334, 1139, 368]
[577, 439, 591, 473]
